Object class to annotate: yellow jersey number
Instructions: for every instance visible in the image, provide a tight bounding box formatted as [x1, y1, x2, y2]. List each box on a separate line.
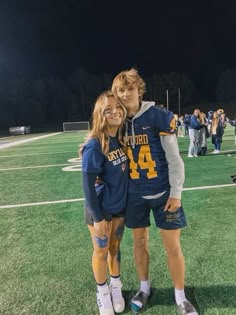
[127, 145, 157, 179]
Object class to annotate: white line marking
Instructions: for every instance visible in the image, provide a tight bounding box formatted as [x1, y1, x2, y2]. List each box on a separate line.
[0, 163, 71, 171]
[0, 183, 235, 209]
[0, 151, 76, 158]
[62, 165, 81, 171]
[183, 183, 236, 190]
[209, 149, 236, 154]
[0, 198, 85, 209]
[0, 133, 62, 150]
[4, 144, 78, 149]
[67, 158, 81, 163]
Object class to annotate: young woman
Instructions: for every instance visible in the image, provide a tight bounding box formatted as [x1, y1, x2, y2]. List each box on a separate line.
[81, 91, 128, 315]
[211, 111, 224, 153]
[112, 69, 198, 315]
[188, 108, 203, 157]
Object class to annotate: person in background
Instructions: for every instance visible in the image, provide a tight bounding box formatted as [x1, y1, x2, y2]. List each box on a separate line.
[217, 108, 226, 128]
[188, 108, 203, 158]
[81, 91, 128, 315]
[178, 115, 185, 137]
[228, 117, 236, 143]
[174, 113, 180, 137]
[227, 117, 236, 181]
[198, 112, 208, 156]
[207, 110, 213, 137]
[112, 68, 198, 315]
[210, 111, 224, 154]
[183, 114, 191, 136]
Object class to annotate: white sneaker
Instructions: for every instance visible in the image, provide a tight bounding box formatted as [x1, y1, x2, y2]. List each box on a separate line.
[188, 154, 194, 158]
[96, 285, 114, 315]
[110, 281, 125, 313]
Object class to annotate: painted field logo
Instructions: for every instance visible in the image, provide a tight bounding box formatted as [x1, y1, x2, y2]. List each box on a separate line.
[62, 158, 82, 172]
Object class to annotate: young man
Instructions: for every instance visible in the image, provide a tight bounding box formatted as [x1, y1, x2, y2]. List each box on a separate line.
[112, 69, 198, 315]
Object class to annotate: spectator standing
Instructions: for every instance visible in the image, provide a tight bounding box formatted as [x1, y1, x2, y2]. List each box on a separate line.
[188, 109, 202, 157]
[183, 114, 191, 136]
[198, 112, 208, 156]
[211, 111, 224, 153]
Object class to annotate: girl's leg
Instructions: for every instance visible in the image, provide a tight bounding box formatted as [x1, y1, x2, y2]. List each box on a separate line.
[107, 217, 125, 313]
[87, 223, 115, 315]
[216, 139, 221, 151]
[107, 217, 125, 277]
[88, 223, 112, 284]
[214, 137, 221, 151]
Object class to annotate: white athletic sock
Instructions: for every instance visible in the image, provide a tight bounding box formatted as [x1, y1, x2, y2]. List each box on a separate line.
[97, 282, 108, 292]
[110, 276, 121, 284]
[140, 280, 151, 295]
[175, 288, 187, 305]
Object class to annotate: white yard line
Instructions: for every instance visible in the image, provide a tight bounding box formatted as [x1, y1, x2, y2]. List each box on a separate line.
[0, 151, 76, 158]
[1, 144, 77, 151]
[0, 132, 62, 150]
[0, 198, 85, 209]
[0, 163, 72, 171]
[183, 183, 236, 190]
[209, 149, 236, 154]
[0, 183, 235, 209]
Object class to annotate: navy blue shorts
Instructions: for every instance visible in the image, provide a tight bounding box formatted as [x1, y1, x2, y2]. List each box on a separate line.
[125, 190, 187, 230]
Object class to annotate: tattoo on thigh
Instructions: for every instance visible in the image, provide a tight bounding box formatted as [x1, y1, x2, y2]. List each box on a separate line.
[117, 250, 121, 263]
[115, 225, 125, 239]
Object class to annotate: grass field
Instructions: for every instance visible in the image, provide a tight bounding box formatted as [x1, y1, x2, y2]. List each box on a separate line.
[0, 127, 236, 315]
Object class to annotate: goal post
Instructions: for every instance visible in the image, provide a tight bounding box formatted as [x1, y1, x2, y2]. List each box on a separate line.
[63, 121, 90, 132]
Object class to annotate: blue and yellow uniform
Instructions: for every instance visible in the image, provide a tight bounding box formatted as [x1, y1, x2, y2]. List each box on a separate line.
[124, 102, 187, 229]
[82, 136, 129, 224]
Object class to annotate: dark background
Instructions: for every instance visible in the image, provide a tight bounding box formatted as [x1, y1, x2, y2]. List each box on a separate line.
[1, 0, 236, 131]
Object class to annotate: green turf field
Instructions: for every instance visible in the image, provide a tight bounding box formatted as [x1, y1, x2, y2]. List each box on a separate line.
[0, 127, 235, 315]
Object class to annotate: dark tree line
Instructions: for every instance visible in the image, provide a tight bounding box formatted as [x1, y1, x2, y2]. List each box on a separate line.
[0, 67, 235, 131]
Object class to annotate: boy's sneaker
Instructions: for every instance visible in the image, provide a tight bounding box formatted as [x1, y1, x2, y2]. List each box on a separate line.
[176, 300, 198, 315]
[130, 290, 151, 313]
[110, 281, 125, 313]
[96, 285, 114, 315]
[188, 154, 194, 158]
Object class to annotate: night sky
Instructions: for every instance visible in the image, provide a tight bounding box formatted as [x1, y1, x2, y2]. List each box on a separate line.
[1, 0, 236, 100]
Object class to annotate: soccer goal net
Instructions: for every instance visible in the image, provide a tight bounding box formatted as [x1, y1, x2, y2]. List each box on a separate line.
[63, 121, 90, 132]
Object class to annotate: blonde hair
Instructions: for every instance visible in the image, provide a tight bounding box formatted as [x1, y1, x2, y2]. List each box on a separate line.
[111, 68, 146, 100]
[212, 111, 219, 126]
[82, 90, 127, 155]
[199, 111, 205, 124]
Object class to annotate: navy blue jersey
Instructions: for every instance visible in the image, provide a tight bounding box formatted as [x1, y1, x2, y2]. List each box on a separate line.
[82, 137, 128, 218]
[125, 104, 175, 195]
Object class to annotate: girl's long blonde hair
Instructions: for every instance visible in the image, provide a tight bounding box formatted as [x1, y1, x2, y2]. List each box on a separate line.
[212, 111, 219, 127]
[82, 90, 127, 155]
